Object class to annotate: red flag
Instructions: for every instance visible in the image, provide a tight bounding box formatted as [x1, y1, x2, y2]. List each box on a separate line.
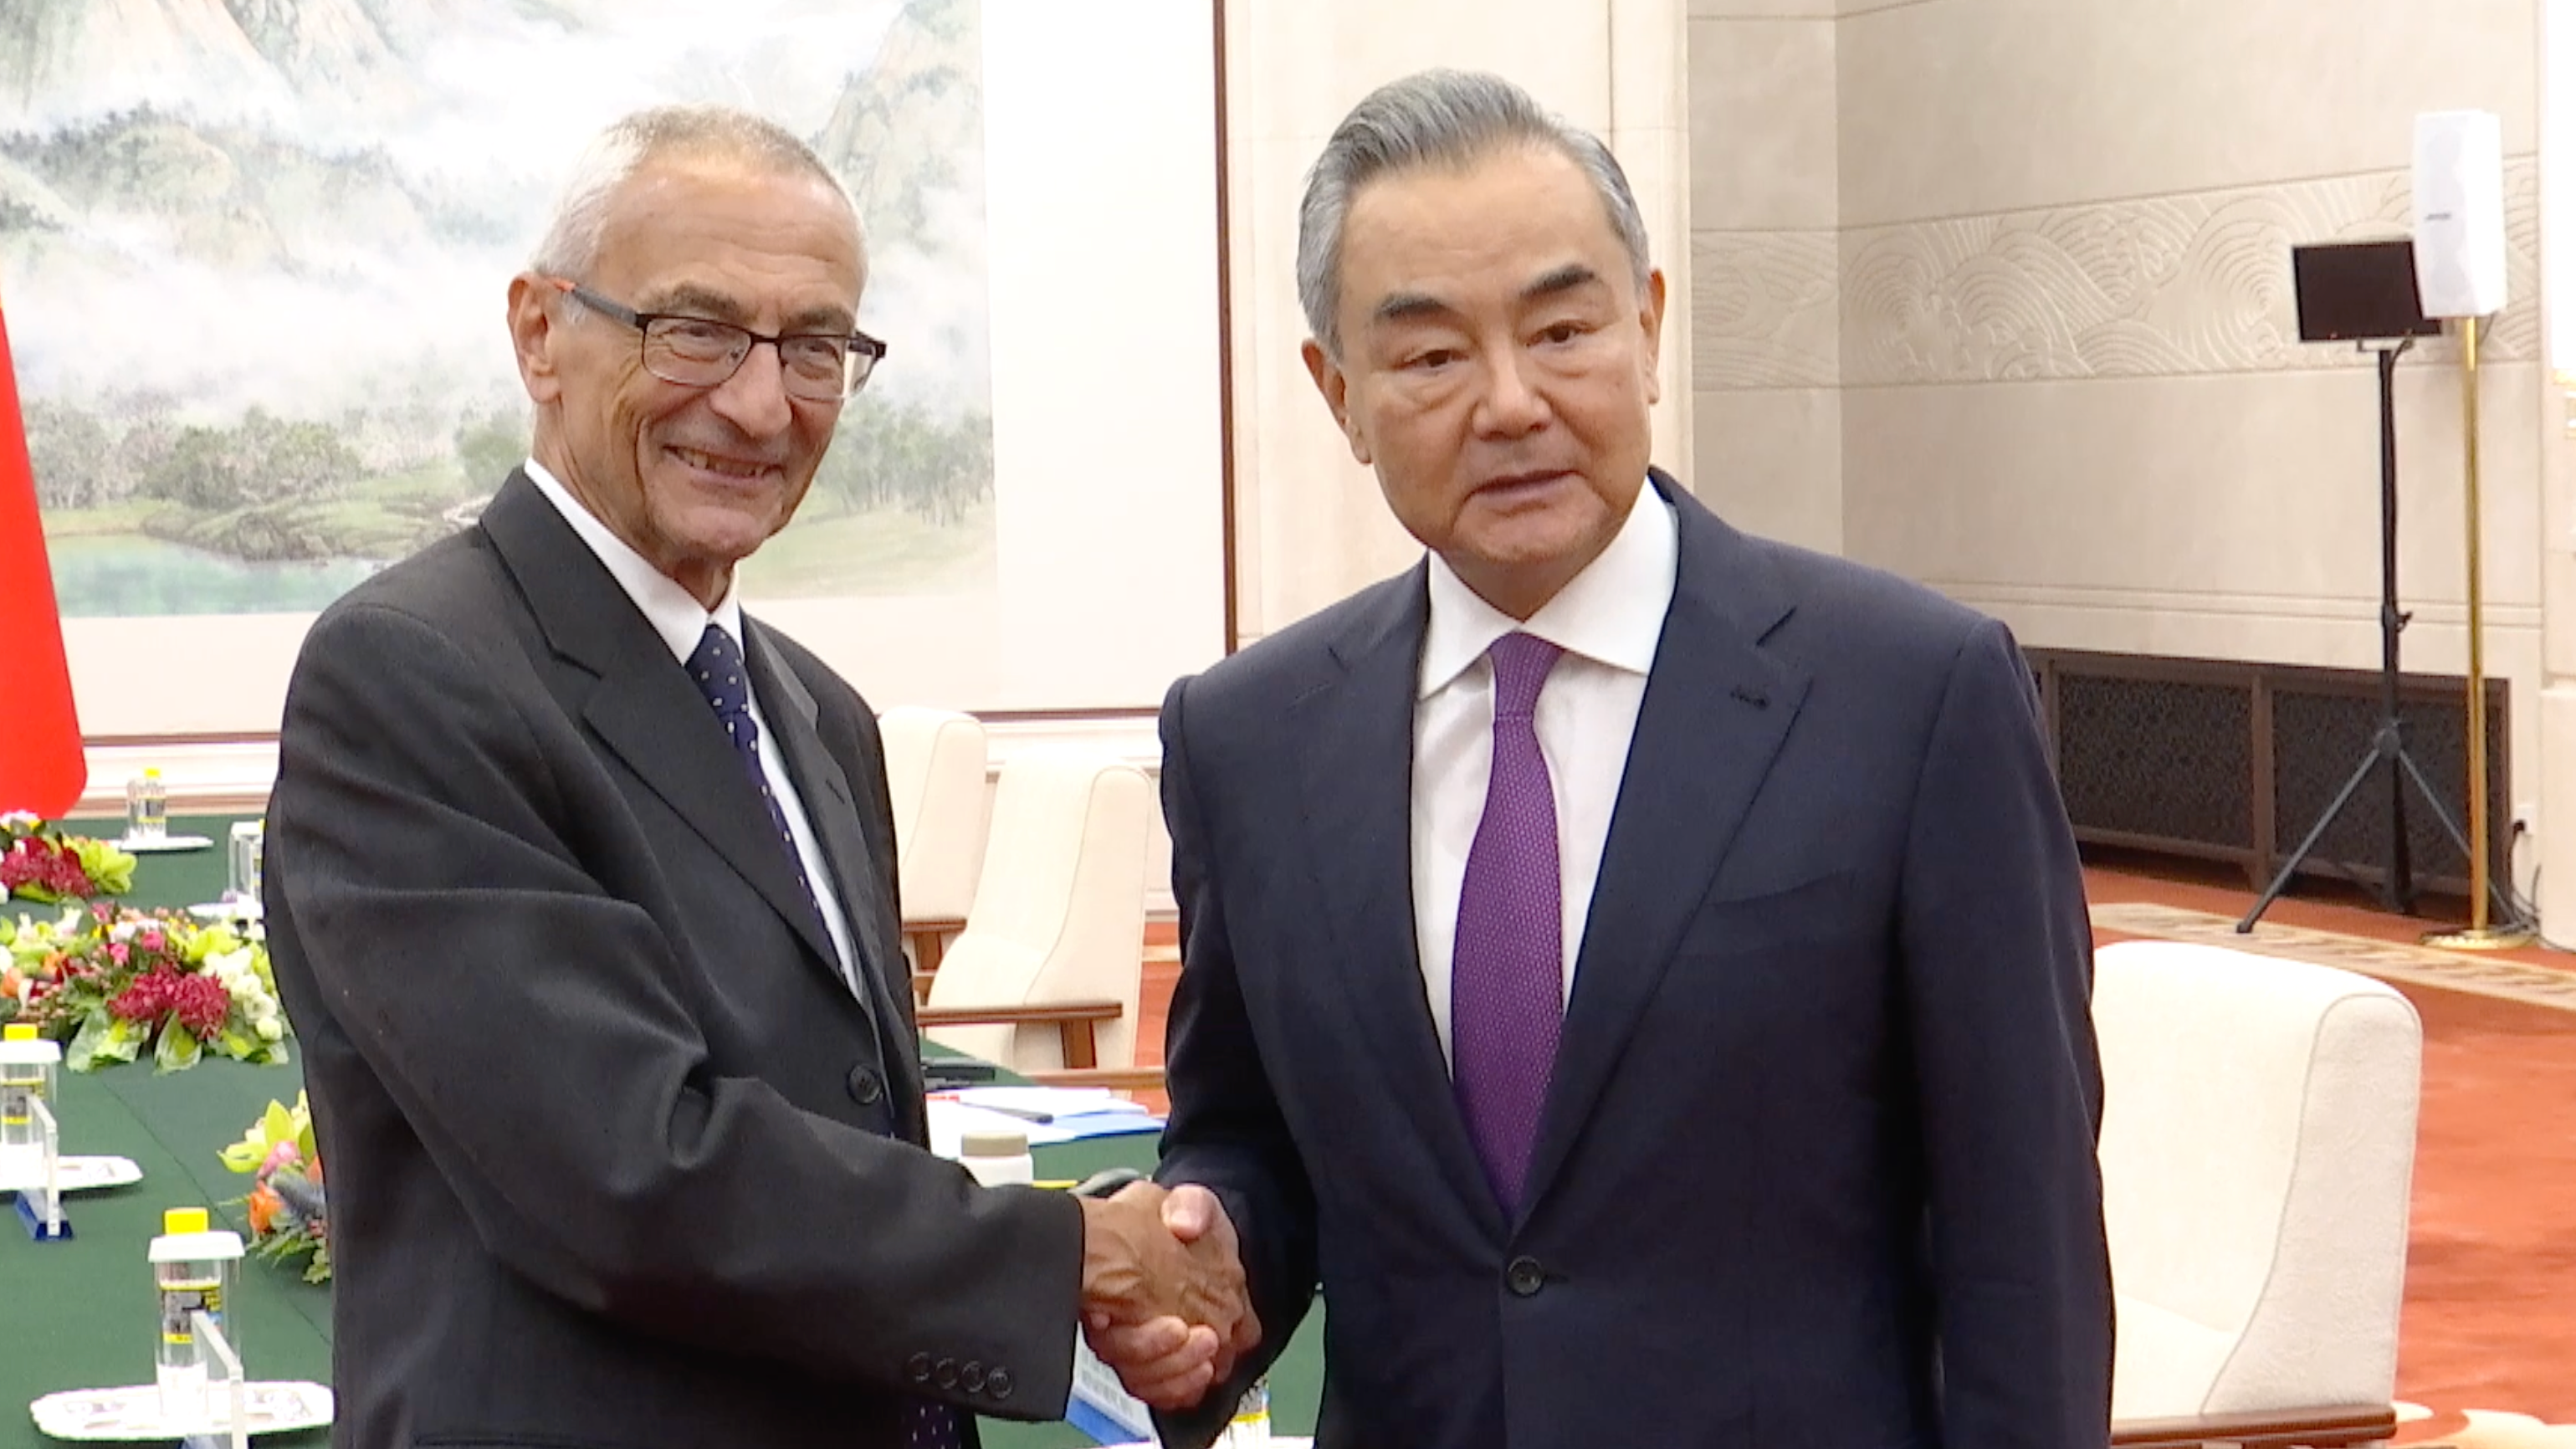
[0, 289, 86, 817]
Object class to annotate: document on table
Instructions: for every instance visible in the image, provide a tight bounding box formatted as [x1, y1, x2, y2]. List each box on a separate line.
[924, 1087, 1161, 1156]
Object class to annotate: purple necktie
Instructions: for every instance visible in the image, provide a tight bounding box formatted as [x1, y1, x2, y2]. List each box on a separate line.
[1452, 631, 1565, 1214]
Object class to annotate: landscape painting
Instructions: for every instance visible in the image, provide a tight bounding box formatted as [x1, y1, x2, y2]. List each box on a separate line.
[1, 0, 995, 620]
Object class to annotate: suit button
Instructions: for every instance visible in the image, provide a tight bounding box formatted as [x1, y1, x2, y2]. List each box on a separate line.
[988, 1367, 1014, 1401]
[960, 1362, 986, 1394]
[935, 1357, 959, 1390]
[1505, 1256, 1546, 1297]
[905, 1351, 932, 1384]
[848, 1064, 885, 1105]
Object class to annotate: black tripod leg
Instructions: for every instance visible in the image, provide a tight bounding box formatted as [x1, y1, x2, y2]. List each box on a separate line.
[2393, 747, 2523, 925]
[2238, 745, 2386, 933]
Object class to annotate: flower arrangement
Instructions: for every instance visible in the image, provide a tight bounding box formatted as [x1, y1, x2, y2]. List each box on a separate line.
[0, 904, 289, 1071]
[221, 1094, 330, 1283]
[0, 812, 135, 905]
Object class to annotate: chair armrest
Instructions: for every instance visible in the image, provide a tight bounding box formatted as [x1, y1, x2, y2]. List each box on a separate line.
[904, 917, 968, 974]
[2110, 1405, 2396, 1449]
[1023, 1066, 1168, 1092]
[914, 1000, 1125, 1068]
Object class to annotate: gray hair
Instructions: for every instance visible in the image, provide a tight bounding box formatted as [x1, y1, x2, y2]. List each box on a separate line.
[528, 105, 859, 280]
[1296, 69, 1652, 359]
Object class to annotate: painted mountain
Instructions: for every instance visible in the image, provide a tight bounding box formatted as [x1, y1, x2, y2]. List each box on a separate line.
[0, 0, 992, 617]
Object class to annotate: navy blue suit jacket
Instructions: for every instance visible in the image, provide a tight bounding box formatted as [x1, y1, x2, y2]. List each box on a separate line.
[1151, 474, 2111, 1449]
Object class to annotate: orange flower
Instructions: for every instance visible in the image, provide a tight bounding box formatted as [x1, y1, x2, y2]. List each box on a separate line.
[247, 1184, 283, 1237]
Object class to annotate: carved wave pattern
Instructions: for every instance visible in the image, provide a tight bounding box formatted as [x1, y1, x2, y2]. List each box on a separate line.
[1691, 230, 1840, 387]
[1841, 161, 2540, 387]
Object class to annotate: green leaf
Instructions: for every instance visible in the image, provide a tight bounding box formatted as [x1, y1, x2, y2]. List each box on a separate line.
[155, 1021, 202, 1073]
[64, 1006, 113, 1071]
[92, 1016, 142, 1067]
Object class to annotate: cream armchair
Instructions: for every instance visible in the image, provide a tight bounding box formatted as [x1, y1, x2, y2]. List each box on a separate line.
[914, 749, 1153, 1083]
[875, 706, 991, 974]
[2096, 939, 2422, 1449]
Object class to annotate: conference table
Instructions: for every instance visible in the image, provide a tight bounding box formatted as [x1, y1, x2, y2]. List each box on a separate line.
[1, 818, 1322, 1447]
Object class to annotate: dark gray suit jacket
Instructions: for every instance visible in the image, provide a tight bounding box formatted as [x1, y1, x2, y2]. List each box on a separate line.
[264, 472, 1083, 1449]
[1152, 474, 2112, 1449]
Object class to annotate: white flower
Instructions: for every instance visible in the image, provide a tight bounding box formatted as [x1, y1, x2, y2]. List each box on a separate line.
[256, 1018, 284, 1043]
[109, 920, 139, 944]
[207, 947, 255, 986]
[1, 811, 38, 832]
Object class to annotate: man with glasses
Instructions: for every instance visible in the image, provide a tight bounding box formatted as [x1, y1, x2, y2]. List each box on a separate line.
[262, 105, 1251, 1449]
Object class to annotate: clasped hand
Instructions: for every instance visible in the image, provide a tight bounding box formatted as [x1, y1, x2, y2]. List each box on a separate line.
[1077, 1182, 1260, 1409]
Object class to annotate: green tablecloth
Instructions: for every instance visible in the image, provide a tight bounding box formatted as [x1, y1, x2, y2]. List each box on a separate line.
[4, 1062, 1320, 1446]
[45, 814, 242, 919]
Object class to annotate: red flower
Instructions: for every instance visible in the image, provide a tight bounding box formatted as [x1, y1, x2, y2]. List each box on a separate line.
[172, 973, 230, 1037]
[0, 840, 98, 899]
[109, 970, 173, 1022]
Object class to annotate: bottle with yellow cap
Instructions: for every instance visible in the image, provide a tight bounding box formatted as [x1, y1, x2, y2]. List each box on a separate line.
[125, 766, 166, 843]
[1221, 1376, 1271, 1447]
[0, 1021, 60, 1165]
[149, 1205, 243, 1424]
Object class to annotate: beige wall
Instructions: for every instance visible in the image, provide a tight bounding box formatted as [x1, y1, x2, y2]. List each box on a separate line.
[1687, 0, 1841, 552]
[1691, 0, 2558, 914]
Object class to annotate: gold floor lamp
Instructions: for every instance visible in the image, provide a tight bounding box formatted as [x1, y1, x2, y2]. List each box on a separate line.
[2411, 109, 2533, 950]
[2421, 311, 2535, 949]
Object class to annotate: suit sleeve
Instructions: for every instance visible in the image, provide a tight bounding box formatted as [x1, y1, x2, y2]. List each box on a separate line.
[1898, 619, 2113, 1446]
[1149, 674, 1319, 1449]
[268, 602, 1083, 1411]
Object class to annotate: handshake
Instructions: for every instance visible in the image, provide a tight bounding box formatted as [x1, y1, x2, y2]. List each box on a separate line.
[1075, 1181, 1261, 1410]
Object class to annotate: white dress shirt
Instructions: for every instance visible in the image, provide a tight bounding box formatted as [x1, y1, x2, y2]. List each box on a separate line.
[523, 459, 863, 991]
[1411, 486, 1677, 1068]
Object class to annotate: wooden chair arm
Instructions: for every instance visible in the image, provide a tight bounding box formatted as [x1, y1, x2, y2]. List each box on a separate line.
[904, 917, 968, 975]
[1022, 1066, 1168, 1092]
[914, 1000, 1125, 1068]
[2109, 1405, 2396, 1449]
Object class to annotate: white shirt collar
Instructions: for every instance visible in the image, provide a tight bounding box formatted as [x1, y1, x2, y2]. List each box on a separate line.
[1418, 480, 1677, 699]
[522, 458, 745, 665]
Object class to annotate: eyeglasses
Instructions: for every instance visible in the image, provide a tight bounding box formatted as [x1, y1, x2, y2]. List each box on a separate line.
[547, 278, 887, 402]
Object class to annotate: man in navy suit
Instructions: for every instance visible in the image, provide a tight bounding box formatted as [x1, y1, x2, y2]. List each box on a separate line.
[1091, 69, 2112, 1447]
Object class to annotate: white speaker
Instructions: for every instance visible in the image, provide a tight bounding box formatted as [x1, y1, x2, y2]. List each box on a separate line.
[2411, 110, 2510, 318]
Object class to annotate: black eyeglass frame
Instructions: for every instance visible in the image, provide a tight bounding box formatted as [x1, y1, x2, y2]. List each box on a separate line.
[546, 277, 888, 401]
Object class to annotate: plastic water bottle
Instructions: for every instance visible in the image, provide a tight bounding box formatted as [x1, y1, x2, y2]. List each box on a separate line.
[150, 1206, 243, 1426]
[225, 821, 264, 905]
[125, 769, 167, 843]
[0, 1022, 60, 1164]
[1221, 1377, 1271, 1446]
[959, 1129, 1034, 1187]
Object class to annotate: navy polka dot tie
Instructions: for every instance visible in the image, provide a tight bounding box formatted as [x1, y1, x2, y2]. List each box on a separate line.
[1451, 632, 1566, 1214]
[688, 624, 834, 946]
[687, 625, 963, 1449]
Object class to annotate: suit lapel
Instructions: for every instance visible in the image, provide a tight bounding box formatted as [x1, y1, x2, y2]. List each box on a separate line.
[1519, 480, 1810, 1212]
[742, 626, 919, 1084]
[1297, 569, 1506, 1234]
[479, 474, 848, 991]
